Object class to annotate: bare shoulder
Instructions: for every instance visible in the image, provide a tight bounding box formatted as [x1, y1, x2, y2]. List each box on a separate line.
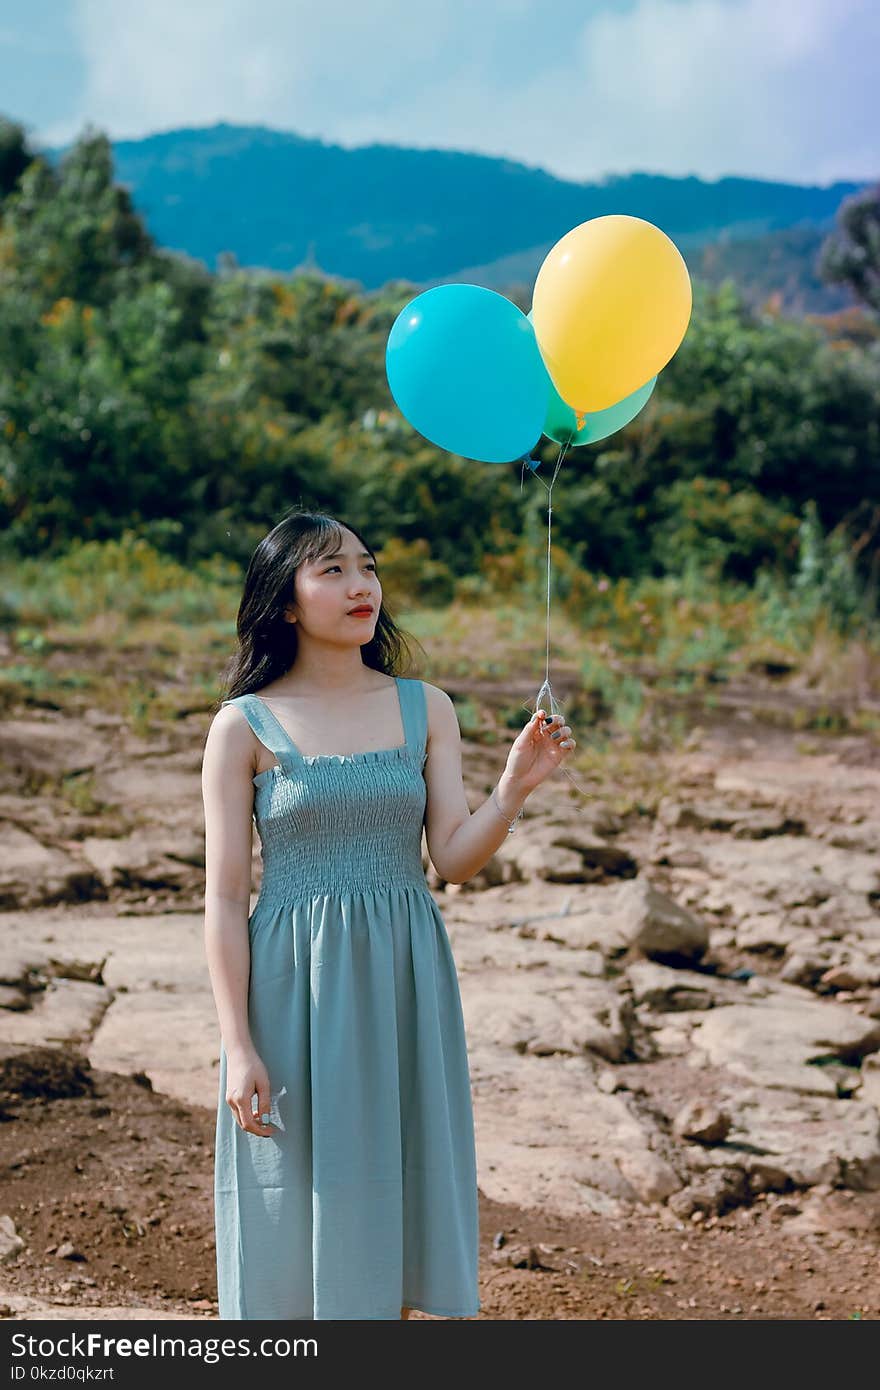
[207, 700, 248, 735]
[203, 701, 256, 765]
[419, 680, 453, 709]
[419, 681, 458, 743]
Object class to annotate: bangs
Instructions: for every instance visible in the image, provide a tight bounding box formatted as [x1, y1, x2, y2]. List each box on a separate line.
[303, 519, 374, 565]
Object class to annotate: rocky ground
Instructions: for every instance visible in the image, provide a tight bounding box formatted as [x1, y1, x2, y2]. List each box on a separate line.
[0, 681, 879, 1320]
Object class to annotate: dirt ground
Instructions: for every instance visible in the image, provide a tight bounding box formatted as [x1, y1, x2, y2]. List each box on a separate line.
[0, 1046, 877, 1321]
[1, 661, 879, 1321]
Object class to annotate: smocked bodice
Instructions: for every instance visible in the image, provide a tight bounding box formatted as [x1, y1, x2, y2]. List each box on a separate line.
[221, 677, 430, 903]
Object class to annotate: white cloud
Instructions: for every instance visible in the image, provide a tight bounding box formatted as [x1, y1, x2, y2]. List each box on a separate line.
[34, 0, 879, 183]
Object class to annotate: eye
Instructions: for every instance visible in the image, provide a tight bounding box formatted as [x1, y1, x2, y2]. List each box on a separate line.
[325, 563, 378, 573]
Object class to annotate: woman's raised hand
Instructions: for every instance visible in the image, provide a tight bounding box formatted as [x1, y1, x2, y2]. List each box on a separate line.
[503, 708, 576, 794]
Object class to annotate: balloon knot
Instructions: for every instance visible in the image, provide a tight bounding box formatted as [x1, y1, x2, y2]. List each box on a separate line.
[520, 454, 542, 472]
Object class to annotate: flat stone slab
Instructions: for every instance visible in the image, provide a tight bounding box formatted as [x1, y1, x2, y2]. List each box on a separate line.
[461, 970, 632, 1062]
[89, 990, 221, 1102]
[689, 991, 880, 1096]
[687, 1085, 880, 1191]
[468, 1046, 681, 1216]
[0, 978, 112, 1047]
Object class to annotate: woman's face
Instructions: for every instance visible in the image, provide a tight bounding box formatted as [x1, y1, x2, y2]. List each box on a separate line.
[285, 530, 381, 641]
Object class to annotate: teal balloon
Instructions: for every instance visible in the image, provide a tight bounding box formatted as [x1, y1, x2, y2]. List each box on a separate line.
[544, 373, 656, 446]
[525, 306, 656, 445]
[386, 285, 548, 463]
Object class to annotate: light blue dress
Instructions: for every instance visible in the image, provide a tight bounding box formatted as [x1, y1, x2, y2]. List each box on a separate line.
[213, 676, 480, 1320]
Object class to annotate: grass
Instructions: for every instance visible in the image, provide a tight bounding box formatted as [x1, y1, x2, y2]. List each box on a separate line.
[1, 533, 879, 775]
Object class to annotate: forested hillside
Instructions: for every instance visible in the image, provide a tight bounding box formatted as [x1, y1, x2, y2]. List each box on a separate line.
[1, 119, 877, 630]
[40, 120, 863, 311]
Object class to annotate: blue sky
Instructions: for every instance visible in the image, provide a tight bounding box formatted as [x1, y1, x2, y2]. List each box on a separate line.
[1, 0, 875, 185]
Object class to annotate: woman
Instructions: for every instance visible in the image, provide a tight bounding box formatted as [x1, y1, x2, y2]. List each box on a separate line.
[202, 508, 576, 1320]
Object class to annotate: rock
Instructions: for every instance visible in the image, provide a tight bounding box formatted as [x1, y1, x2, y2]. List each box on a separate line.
[657, 800, 742, 833]
[732, 812, 807, 840]
[642, 1013, 701, 1057]
[55, 1242, 86, 1262]
[709, 928, 736, 949]
[673, 1100, 731, 1144]
[573, 1157, 640, 1204]
[650, 841, 708, 869]
[468, 1050, 672, 1220]
[524, 893, 631, 957]
[861, 1055, 880, 1108]
[667, 1167, 748, 1217]
[0, 985, 29, 1011]
[507, 840, 595, 885]
[779, 953, 829, 988]
[590, 807, 625, 837]
[656, 800, 805, 838]
[464, 975, 633, 1063]
[571, 950, 606, 977]
[505, 828, 637, 885]
[79, 830, 206, 892]
[688, 1086, 880, 1191]
[553, 833, 638, 877]
[0, 945, 43, 988]
[821, 963, 880, 991]
[616, 879, 709, 964]
[488, 1242, 547, 1270]
[0, 978, 112, 1048]
[0, 826, 104, 911]
[89, 991, 221, 1098]
[782, 1188, 880, 1236]
[682, 836, 878, 926]
[736, 915, 797, 955]
[0, 1215, 25, 1262]
[690, 994, 880, 1096]
[616, 1149, 682, 1203]
[626, 960, 743, 1011]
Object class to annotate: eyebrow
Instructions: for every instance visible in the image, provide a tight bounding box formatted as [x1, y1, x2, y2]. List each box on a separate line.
[321, 549, 374, 560]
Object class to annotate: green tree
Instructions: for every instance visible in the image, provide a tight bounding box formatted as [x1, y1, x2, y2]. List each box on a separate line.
[819, 184, 880, 314]
[0, 116, 33, 202]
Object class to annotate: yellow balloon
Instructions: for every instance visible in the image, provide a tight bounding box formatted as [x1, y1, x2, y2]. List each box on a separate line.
[531, 215, 692, 412]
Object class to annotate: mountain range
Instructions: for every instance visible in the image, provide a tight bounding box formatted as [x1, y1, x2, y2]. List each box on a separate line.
[48, 122, 865, 312]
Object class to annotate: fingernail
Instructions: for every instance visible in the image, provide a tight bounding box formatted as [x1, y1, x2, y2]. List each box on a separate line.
[261, 1113, 270, 1123]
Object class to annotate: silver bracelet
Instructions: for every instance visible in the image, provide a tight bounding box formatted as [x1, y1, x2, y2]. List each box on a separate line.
[490, 784, 525, 835]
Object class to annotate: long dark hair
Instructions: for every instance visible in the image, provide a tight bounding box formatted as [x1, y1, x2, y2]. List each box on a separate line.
[216, 509, 426, 706]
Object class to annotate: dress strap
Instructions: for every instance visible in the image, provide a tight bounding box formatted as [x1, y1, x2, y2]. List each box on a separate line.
[397, 676, 428, 767]
[220, 694, 302, 773]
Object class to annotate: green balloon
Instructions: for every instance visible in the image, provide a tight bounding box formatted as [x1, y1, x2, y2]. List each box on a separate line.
[544, 373, 656, 445]
[527, 307, 656, 445]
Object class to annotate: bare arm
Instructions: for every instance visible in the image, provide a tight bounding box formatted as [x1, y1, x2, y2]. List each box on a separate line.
[201, 704, 258, 1057]
[423, 686, 531, 885]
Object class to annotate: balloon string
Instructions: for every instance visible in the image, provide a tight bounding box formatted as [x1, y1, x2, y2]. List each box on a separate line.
[519, 437, 596, 810]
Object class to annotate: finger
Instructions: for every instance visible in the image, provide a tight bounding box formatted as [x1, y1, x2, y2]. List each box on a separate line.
[248, 1092, 271, 1135]
[230, 1095, 265, 1136]
[256, 1085, 273, 1132]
